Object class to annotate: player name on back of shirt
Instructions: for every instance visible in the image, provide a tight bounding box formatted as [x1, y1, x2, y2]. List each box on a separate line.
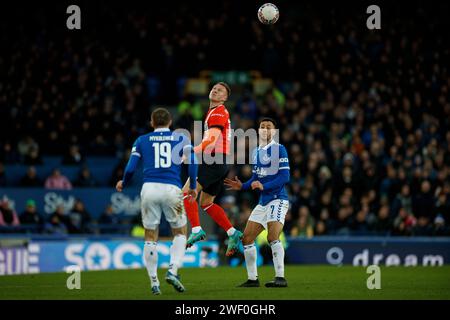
[149, 135, 176, 141]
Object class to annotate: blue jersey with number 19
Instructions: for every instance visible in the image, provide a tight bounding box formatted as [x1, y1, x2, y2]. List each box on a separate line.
[122, 128, 197, 189]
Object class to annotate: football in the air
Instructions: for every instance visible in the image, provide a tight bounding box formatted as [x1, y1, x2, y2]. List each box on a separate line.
[258, 3, 279, 25]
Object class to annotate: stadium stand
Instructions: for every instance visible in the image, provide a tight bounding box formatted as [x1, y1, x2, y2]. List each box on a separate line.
[0, 0, 449, 241]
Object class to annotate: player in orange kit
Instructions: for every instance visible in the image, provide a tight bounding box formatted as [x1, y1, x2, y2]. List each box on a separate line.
[182, 82, 243, 256]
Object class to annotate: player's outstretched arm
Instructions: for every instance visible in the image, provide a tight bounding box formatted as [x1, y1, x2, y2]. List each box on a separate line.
[224, 176, 243, 190]
[119, 146, 141, 190]
[193, 127, 221, 154]
[241, 172, 258, 190]
[261, 169, 290, 192]
[183, 144, 199, 202]
[225, 172, 258, 191]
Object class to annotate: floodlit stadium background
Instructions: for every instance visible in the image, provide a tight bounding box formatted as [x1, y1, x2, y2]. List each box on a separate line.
[0, 0, 449, 275]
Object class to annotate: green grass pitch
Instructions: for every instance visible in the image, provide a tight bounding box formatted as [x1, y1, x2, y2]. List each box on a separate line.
[1, 266, 449, 300]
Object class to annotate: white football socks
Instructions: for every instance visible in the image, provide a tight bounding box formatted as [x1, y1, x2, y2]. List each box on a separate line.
[270, 240, 285, 278]
[244, 243, 258, 281]
[168, 234, 187, 276]
[226, 227, 236, 236]
[143, 241, 159, 286]
[192, 226, 202, 233]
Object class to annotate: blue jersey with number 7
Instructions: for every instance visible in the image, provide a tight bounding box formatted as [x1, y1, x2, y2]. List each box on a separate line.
[242, 141, 290, 206]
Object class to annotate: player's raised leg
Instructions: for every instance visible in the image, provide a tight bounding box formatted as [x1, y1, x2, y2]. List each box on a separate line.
[182, 178, 206, 248]
[200, 191, 243, 256]
[237, 220, 265, 287]
[265, 221, 287, 288]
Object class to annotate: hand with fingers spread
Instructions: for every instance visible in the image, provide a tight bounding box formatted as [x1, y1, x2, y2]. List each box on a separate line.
[224, 176, 243, 190]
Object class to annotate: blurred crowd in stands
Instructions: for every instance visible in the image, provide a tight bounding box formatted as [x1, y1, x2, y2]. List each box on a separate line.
[0, 1, 449, 236]
[0, 194, 140, 235]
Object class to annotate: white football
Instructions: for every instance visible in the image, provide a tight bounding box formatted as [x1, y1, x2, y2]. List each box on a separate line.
[258, 3, 279, 25]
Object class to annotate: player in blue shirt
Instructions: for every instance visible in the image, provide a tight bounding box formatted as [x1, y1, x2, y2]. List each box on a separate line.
[224, 117, 290, 288]
[116, 108, 198, 295]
